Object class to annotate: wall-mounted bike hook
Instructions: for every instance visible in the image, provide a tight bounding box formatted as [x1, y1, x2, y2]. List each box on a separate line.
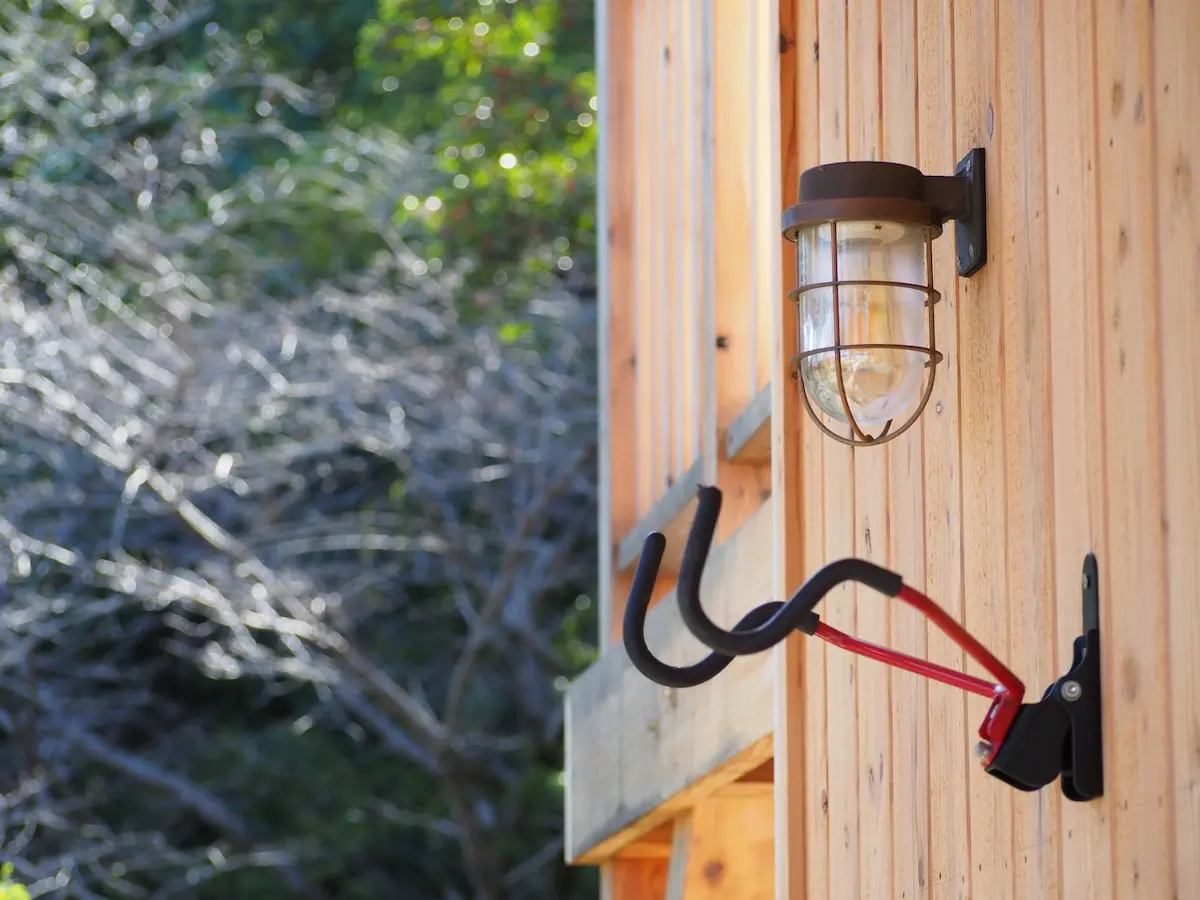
[621, 485, 1104, 802]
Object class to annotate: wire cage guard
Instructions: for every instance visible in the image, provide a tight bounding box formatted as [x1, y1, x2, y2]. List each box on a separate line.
[622, 485, 1104, 801]
[780, 148, 987, 448]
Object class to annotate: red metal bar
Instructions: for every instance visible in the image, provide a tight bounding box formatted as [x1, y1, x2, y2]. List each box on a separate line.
[813, 623, 999, 698]
[812, 583, 1027, 768]
[896, 584, 1025, 763]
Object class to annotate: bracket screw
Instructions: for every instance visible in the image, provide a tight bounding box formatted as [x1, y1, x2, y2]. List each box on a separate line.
[1061, 680, 1083, 702]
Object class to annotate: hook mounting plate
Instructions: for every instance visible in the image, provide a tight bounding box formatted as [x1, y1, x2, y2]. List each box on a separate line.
[983, 553, 1104, 801]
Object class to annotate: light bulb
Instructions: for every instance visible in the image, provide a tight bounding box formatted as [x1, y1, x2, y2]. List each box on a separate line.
[796, 220, 930, 432]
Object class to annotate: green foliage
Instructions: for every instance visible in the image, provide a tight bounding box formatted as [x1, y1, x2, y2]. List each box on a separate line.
[356, 0, 596, 309]
[1, 0, 598, 895]
[0, 865, 30, 900]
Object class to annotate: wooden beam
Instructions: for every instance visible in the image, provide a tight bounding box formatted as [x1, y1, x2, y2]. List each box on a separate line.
[665, 791, 775, 900]
[724, 384, 772, 464]
[565, 499, 777, 865]
[614, 458, 704, 573]
[604, 858, 670, 900]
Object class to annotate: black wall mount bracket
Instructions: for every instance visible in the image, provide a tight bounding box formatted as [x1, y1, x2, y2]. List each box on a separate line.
[983, 553, 1104, 801]
[954, 147, 987, 277]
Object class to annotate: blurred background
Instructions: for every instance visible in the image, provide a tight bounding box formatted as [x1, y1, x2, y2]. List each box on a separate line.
[0, 1, 598, 897]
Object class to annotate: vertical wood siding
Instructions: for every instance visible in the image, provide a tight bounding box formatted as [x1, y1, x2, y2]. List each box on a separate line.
[781, 0, 1200, 896]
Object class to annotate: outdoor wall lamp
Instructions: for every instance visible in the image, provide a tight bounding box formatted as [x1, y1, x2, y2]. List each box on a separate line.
[781, 148, 987, 447]
[623, 486, 1104, 802]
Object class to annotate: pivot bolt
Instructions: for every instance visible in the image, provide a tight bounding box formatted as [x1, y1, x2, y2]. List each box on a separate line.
[1061, 680, 1083, 702]
[974, 741, 993, 760]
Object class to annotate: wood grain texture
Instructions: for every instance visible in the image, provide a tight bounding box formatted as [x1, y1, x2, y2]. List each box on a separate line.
[880, 3, 931, 899]
[846, 2, 892, 898]
[771, 1, 807, 897]
[1044, 1, 1115, 899]
[1154, 0, 1200, 893]
[583, 3, 1200, 900]
[1095, 0, 1175, 897]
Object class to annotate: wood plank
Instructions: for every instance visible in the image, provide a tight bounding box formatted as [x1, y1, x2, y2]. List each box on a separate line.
[565, 501, 777, 864]
[846, 1, 893, 897]
[666, 0, 682, 483]
[771, 0, 809, 897]
[605, 858, 670, 900]
[916, 1, 972, 896]
[709, 0, 772, 540]
[815, 3, 860, 900]
[996, 2, 1060, 899]
[597, 0, 638, 647]
[1154, 1, 1200, 895]
[951, 0, 1012, 896]
[651, 0, 669, 503]
[753, 0, 776, 394]
[664, 814, 692, 900]
[880, 3, 931, 899]
[677, 792, 775, 899]
[677, 0, 699, 475]
[1093, 0, 1175, 897]
[792, 1, 829, 897]
[615, 459, 703, 573]
[713, 0, 756, 427]
[725, 384, 772, 464]
[634, 0, 654, 519]
[1043, 1, 1116, 898]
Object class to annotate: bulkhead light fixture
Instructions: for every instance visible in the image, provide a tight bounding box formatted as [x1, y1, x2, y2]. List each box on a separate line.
[781, 149, 987, 446]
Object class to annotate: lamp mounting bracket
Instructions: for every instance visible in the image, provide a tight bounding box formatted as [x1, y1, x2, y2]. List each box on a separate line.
[951, 147, 987, 277]
[781, 147, 988, 278]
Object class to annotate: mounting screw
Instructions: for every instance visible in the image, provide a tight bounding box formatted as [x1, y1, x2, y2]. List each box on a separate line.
[974, 741, 993, 759]
[1082, 572, 1091, 590]
[1061, 680, 1083, 702]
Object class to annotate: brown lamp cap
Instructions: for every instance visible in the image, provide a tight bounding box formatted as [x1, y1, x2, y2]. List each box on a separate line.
[782, 160, 946, 240]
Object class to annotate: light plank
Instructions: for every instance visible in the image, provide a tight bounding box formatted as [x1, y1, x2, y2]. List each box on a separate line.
[604, 858, 669, 900]
[996, 1, 1061, 898]
[726, 384, 772, 464]
[597, 0, 639, 648]
[814, 3, 859, 900]
[565, 501, 777, 864]
[712, 0, 756, 430]
[951, 0, 1012, 896]
[771, 0, 808, 897]
[650, 0, 669, 503]
[677, 0, 699, 474]
[1154, 1, 1200, 896]
[614, 459, 703, 574]
[663, 814, 692, 900]
[1094, 0, 1175, 896]
[633, 0, 654, 518]
[916, 1, 972, 895]
[1043, 1, 1116, 898]
[677, 792, 775, 899]
[880, 2, 931, 899]
[846, 1, 893, 897]
[791, 1, 830, 897]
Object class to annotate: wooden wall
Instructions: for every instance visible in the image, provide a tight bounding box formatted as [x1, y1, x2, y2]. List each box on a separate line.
[777, 1, 1200, 899]
[592, 0, 1198, 897]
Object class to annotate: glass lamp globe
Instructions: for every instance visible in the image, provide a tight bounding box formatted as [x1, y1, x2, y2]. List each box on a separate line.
[794, 219, 933, 432]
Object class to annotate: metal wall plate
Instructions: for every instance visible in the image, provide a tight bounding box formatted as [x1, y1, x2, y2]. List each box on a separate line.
[954, 148, 987, 277]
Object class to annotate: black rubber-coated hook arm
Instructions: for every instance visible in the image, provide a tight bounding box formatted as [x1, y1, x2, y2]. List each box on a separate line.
[622, 532, 787, 688]
[675, 485, 902, 656]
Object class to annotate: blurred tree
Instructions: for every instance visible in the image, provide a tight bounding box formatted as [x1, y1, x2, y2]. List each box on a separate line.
[355, 0, 597, 314]
[0, 0, 599, 897]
